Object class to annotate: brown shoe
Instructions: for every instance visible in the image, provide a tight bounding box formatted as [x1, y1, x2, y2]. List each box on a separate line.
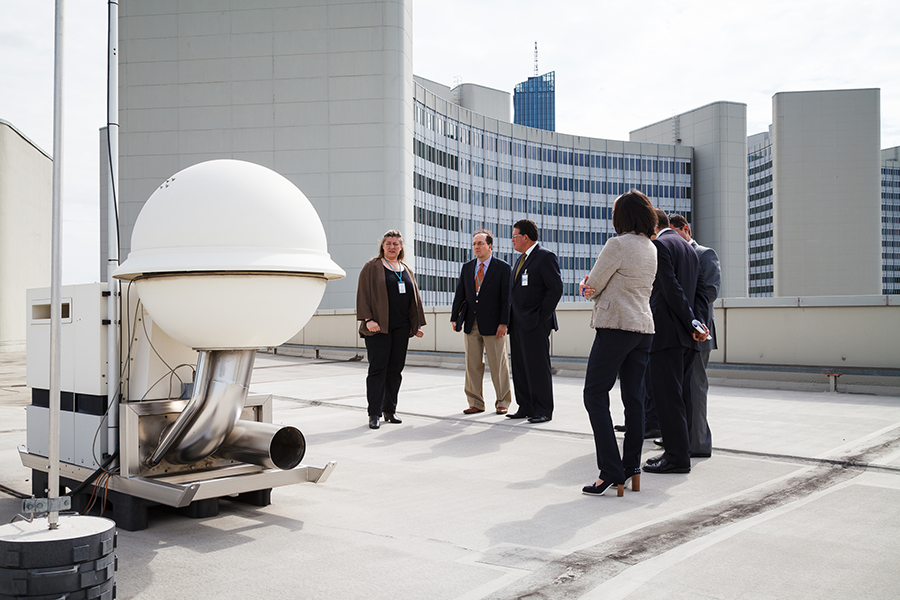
[463, 407, 485, 414]
[495, 407, 508, 414]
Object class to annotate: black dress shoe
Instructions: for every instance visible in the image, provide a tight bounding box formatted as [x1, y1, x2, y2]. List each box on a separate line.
[613, 424, 626, 433]
[369, 416, 380, 429]
[527, 415, 551, 424]
[582, 479, 624, 496]
[644, 454, 664, 466]
[506, 412, 529, 419]
[653, 438, 664, 448]
[643, 457, 690, 474]
[383, 413, 402, 424]
[644, 428, 661, 439]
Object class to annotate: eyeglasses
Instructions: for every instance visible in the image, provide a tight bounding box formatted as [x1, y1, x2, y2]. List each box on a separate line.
[511, 234, 522, 239]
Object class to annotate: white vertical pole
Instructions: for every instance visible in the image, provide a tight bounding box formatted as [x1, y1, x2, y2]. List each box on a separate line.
[48, 0, 65, 530]
[106, 0, 120, 456]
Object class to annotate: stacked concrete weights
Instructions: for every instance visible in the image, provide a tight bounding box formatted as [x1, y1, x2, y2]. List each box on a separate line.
[0, 515, 116, 600]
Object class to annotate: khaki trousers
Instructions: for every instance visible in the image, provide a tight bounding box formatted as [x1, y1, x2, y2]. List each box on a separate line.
[464, 321, 512, 410]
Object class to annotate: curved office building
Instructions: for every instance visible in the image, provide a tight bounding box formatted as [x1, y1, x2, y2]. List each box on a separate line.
[412, 80, 693, 305]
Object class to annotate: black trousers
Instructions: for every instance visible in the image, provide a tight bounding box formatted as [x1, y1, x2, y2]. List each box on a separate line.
[648, 345, 696, 468]
[509, 319, 554, 418]
[583, 328, 652, 484]
[364, 327, 410, 417]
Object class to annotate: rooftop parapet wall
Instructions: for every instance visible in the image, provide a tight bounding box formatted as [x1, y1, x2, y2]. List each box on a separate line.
[285, 296, 900, 376]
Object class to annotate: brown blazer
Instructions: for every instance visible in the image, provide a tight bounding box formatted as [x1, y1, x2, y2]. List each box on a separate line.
[357, 257, 426, 338]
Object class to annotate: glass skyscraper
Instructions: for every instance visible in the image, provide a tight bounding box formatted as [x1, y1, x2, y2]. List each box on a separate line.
[514, 72, 556, 132]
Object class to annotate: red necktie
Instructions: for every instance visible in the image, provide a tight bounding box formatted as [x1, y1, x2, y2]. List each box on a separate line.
[476, 262, 485, 293]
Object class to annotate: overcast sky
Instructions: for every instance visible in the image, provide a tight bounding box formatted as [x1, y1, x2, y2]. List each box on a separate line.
[2, 0, 899, 284]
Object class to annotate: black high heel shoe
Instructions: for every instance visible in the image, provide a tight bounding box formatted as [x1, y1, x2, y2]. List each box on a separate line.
[582, 479, 624, 497]
[623, 467, 641, 492]
[383, 413, 402, 424]
[369, 416, 380, 429]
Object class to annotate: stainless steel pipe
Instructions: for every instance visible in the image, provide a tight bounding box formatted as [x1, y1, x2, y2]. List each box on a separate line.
[216, 421, 306, 470]
[146, 349, 256, 467]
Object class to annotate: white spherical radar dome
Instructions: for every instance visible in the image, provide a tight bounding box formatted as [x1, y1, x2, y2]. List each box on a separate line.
[114, 159, 345, 349]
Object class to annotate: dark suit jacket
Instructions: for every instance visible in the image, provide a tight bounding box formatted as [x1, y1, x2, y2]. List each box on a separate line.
[510, 244, 563, 332]
[649, 230, 709, 352]
[450, 257, 511, 335]
[690, 239, 720, 351]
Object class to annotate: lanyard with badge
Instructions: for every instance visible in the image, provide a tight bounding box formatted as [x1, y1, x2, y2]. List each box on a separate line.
[385, 259, 406, 294]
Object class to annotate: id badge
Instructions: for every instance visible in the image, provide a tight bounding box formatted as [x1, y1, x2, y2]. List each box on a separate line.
[521, 270, 529, 287]
[398, 281, 407, 294]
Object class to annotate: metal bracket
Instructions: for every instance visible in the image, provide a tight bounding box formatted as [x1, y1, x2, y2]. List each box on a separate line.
[22, 496, 72, 514]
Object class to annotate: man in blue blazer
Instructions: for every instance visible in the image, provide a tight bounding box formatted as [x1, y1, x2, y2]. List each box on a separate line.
[451, 230, 513, 414]
[507, 219, 563, 423]
[644, 212, 710, 473]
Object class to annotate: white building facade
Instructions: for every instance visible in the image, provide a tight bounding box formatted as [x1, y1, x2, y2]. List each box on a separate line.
[745, 89, 883, 297]
[115, 0, 415, 310]
[0, 120, 52, 352]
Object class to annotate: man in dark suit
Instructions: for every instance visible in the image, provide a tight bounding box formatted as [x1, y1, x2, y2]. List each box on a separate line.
[507, 219, 563, 424]
[644, 212, 710, 473]
[451, 229, 512, 415]
[670, 214, 720, 458]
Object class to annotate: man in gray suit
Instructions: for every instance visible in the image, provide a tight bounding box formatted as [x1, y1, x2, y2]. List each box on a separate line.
[670, 214, 720, 458]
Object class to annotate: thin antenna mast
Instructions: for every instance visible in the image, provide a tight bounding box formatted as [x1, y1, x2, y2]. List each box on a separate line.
[534, 41, 538, 76]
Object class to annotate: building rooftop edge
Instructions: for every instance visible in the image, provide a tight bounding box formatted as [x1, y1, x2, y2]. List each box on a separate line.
[0, 118, 52, 160]
[414, 80, 689, 153]
[628, 101, 748, 135]
[772, 87, 880, 97]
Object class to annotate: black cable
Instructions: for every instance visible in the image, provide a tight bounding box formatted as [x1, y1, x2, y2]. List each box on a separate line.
[105, 0, 121, 264]
[69, 451, 119, 497]
[0, 483, 30, 500]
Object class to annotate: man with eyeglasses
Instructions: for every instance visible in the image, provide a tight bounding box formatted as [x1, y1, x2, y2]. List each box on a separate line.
[506, 219, 563, 423]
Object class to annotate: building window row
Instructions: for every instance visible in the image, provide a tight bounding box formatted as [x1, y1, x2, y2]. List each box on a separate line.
[749, 215, 774, 229]
[750, 284, 774, 295]
[750, 257, 774, 268]
[415, 139, 459, 171]
[749, 243, 774, 255]
[415, 206, 460, 232]
[749, 201, 773, 215]
[749, 161, 773, 176]
[750, 189, 773, 203]
[749, 174, 773, 189]
[414, 173, 459, 202]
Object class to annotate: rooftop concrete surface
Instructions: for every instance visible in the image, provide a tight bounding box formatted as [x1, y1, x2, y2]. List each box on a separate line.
[2, 350, 899, 599]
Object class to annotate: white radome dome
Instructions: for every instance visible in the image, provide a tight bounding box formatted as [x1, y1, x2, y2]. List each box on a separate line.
[114, 160, 344, 349]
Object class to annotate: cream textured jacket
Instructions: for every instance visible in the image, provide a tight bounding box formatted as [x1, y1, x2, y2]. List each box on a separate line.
[585, 233, 657, 334]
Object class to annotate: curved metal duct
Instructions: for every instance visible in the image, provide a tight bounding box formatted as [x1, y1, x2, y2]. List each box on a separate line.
[146, 349, 256, 467]
[216, 421, 306, 470]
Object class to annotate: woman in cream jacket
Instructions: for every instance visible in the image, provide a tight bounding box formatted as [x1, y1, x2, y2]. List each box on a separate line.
[578, 190, 658, 497]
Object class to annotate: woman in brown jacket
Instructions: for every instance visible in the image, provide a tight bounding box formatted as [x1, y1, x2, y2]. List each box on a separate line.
[357, 230, 426, 429]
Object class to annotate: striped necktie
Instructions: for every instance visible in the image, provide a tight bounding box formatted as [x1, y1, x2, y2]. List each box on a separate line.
[476, 262, 485, 293]
[514, 253, 526, 279]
